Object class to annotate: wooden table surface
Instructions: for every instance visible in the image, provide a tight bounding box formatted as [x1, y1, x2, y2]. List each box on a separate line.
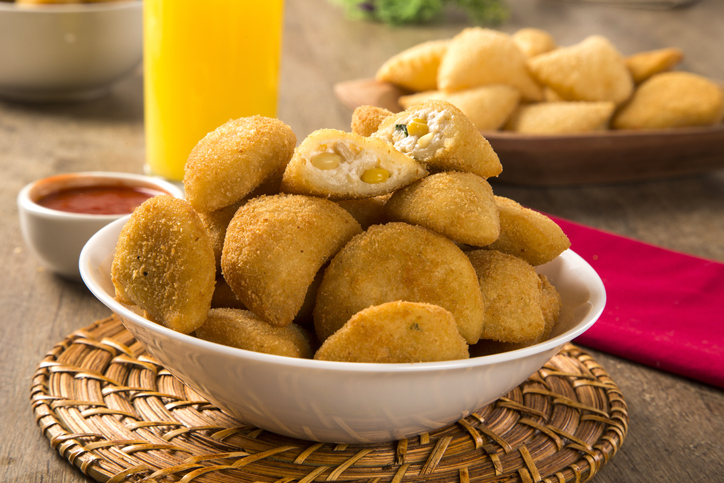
[1, 0, 722, 481]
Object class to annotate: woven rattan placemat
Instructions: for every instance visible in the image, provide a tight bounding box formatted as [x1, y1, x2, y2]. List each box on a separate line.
[31, 315, 628, 483]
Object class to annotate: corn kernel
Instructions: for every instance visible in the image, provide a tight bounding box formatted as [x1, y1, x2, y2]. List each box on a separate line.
[407, 118, 429, 137]
[361, 168, 390, 184]
[417, 132, 434, 148]
[310, 152, 342, 170]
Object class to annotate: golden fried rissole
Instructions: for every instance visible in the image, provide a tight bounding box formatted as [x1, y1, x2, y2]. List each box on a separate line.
[375, 39, 450, 92]
[281, 129, 427, 200]
[221, 194, 362, 327]
[385, 172, 500, 247]
[198, 175, 287, 273]
[504, 101, 616, 134]
[336, 194, 390, 230]
[613, 71, 724, 130]
[625, 47, 683, 85]
[111, 195, 216, 334]
[398, 85, 521, 131]
[468, 273, 562, 357]
[397, 91, 441, 110]
[438, 27, 543, 102]
[527, 35, 633, 106]
[539, 274, 562, 335]
[351, 105, 394, 137]
[486, 196, 570, 266]
[467, 250, 545, 343]
[512, 28, 557, 58]
[198, 201, 242, 273]
[313, 222, 485, 344]
[184, 116, 296, 212]
[196, 308, 312, 358]
[314, 301, 469, 363]
[373, 99, 502, 178]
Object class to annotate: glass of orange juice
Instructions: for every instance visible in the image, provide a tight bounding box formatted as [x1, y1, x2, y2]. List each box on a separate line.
[143, 0, 284, 181]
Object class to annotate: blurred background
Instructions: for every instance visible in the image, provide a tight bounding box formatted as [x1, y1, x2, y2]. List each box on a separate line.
[1, 0, 723, 482]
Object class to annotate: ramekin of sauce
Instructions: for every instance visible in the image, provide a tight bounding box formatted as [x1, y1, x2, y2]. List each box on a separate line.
[17, 172, 184, 281]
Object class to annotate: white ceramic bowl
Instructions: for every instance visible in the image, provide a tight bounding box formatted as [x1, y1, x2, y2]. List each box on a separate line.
[0, 1, 142, 102]
[18, 172, 183, 281]
[80, 216, 606, 444]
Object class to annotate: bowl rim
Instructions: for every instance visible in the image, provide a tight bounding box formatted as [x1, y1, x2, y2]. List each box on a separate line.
[18, 171, 184, 221]
[0, 0, 141, 13]
[80, 216, 606, 374]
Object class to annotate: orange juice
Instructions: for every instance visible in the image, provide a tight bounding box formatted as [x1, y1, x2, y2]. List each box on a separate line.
[143, 0, 284, 181]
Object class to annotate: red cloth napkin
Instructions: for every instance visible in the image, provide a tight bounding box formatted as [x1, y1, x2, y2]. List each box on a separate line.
[550, 216, 724, 389]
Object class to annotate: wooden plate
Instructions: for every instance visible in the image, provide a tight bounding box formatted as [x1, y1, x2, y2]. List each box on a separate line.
[334, 78, 724, 186]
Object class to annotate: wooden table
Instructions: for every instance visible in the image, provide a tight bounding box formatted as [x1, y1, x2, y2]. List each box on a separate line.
[1, 0, 722, 481]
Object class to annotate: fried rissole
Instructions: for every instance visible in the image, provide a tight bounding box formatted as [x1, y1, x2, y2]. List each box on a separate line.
[198, 178, 287, 273]
[467, 249, 545, 343]
[184, 116, 296, 212]
[198, 201, 242, 273]
[351, 105, 394, 137]
[539, 274, 562, 333]
[111, 195, 216, 334]
[397, 85, 521, 131]
[336, 194, 391, 230]
[281, 129, 427, 200]
[468, 272, 562, 357]
[385, 171, 500, 247]
[625, 47, 683, 85]
[314, 301, 469, 363]
[437, 27, 543, 102]
[486, 196, 570, 266]
[504, 101, 616, 134]
[221, 194, 362, 327]
[612, 71, 724, 129]
[512, 28, 557, 59]
[313, 222, 485, 344]
[196, 308, 312, 358]
[527, 35, 633, 106]
[375, 39, 450, 92]
[372, 99, 502, 179]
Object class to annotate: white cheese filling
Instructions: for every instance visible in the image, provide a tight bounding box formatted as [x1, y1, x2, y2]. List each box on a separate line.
[304, 140, 402, 188]
[389, 109, 447, 160]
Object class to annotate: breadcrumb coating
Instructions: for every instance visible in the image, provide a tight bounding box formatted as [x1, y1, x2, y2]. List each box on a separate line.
[314, 301, 469, 363]
[375, 39, 449, 92]
[373, 100, 502, 178]
[197, 308, 312, 358]
[385, 171, 500, 246]
[222, 194, 362, 327]
[313, 222, 485, 344]
[486, 196, 570, 266]
[613, 71, 724, 129]
[184, 116, 296, 212]
[111, 195, 216, 334]
[467, 250, 545, 343]
[351, 105, 394, 137]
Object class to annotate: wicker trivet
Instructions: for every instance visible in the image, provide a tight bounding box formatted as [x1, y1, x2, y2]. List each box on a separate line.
[31, 315, 628, 483]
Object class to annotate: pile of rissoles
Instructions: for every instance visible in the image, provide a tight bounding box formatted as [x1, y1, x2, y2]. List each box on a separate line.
[375, 27, 724, 134]
[111, 100, 571, 363]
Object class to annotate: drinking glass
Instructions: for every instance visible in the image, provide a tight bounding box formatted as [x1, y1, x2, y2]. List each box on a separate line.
[143, 0, 285, 181]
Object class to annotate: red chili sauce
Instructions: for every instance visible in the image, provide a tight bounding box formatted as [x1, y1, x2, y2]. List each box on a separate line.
[36, 185, 165, 215]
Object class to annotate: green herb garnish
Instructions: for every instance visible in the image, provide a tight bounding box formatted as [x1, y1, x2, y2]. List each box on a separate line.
[328, 0, 509, 26]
